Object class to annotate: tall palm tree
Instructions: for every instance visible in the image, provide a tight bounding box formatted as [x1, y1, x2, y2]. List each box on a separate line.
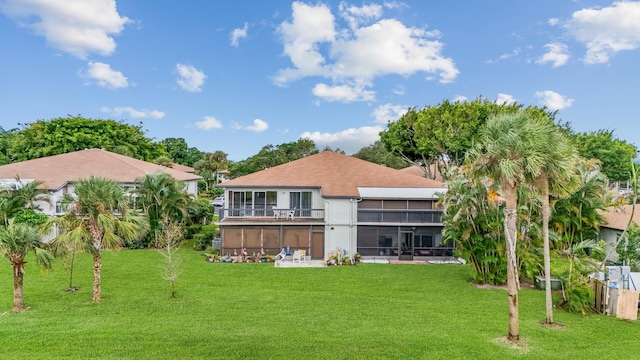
[0, 221, 53, 312]
[468, 112, 551, 342]
[533, 125, 580, 325]
[51, 177, 148, 302]
[135, 173, 191, 246]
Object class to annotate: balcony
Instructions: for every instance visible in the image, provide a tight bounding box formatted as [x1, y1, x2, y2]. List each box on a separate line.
[357, 209, 443, 224]
[219, 208, 325, 222]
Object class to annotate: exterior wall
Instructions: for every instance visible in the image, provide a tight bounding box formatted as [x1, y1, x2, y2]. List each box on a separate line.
[323, 198, 358, 256]
[600, 227, 621, 262]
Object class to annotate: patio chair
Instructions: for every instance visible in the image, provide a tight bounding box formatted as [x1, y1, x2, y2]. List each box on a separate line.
[274, 248, 287, 261]
[286, 208, 295, 220]
[293, 249, 306, 263]
[272, 206, 280, 219]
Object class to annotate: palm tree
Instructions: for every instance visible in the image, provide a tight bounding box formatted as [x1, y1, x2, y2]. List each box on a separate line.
[467, 112, 552, 342]
[0, 177, 49, 226]
[533, 125, 580, 325]
[0, 221, 53, 312]
[135, 173, 191, 247]
[51, 177, 148, 302]
[194, 151, 228, 191]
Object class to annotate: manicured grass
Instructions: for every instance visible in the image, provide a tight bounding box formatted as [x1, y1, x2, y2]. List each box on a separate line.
[0, 249, 637, 359]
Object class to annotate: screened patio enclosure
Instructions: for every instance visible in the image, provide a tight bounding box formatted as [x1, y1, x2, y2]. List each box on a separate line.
[356, 225, 452, 260]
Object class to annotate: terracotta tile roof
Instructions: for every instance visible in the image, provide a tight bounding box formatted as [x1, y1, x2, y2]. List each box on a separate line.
[598, 205, 640, 231]
[0, 148, 202, 190]
[223, 151, 445, 197]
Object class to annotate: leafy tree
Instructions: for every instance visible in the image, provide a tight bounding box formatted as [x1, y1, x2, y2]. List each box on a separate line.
[380, 98, 556, 180]
[441, 166, 507, 284]
[9, 116, 165, 162]
[228, 138, 318, 177]
[158, 137, 203, 167]
[0, 221, 53, 312]
[353, 140, 407, 169]
[135, 173, 191, 247]
[570, 130, 637, 182]
[0, 127, 16, 165]
[50, 177, 148, 302]
[467, 112, 555, 342]
[616, 222, 640, 271]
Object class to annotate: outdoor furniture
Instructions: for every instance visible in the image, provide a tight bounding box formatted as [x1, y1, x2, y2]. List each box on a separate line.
[292, 249, 306, 263]
[274, 248, 286, 261]
[286, 208, 295, 220]
[272, 207, 280, 219]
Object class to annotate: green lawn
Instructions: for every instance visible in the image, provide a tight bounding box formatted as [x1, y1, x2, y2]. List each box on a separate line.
[0, 248, 637, 359]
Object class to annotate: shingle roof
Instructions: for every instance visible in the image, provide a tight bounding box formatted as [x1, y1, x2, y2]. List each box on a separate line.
[399, 164, 444, 182]
[0, 148, 202, 190]
[223, 150, 445, 197]
[598, 205, 640, 231]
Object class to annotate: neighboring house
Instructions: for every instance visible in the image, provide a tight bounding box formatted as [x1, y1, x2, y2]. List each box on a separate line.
[0, 148, 202, 216]
[217, 151, 448, 260]
[598, 205, 640, 262]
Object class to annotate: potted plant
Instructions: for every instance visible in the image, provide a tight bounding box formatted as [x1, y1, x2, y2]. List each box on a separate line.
[354, 253, 361, 264]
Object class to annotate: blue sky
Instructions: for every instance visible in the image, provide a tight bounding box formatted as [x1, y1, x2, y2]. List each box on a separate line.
[1, 1, 639, 161]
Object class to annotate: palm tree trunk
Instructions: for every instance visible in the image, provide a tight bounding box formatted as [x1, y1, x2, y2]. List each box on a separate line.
[541, 177, 554, 324]
[92, 253, 102, 302]
[12, 262, 25, 312]
[503, 183, 519, 341]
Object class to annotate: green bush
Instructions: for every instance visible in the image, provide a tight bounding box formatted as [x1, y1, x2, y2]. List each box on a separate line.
[184, 225, 202, 239]
[193, 231, 216, 251]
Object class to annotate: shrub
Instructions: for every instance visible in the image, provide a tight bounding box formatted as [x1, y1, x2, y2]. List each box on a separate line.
[193, 231, 216, 251]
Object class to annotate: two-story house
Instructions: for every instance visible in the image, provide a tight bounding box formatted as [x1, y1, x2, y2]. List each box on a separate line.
[218, 151, 449, 260]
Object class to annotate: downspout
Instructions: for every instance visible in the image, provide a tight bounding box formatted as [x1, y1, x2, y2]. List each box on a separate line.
[350, 198, 363, 257]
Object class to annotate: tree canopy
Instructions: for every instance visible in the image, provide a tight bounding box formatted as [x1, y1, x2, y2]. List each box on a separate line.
[379, 98, 557, 179]
[159, 137, 204, 167]
[352, 140, 407, 169]
[8, 116, 166, 162]
[570, 130, 637, 182]
[228, 138, 318, 177]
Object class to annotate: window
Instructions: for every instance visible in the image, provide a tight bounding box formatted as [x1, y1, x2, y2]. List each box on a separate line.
[290, 191, 312, 216]
[228, 190, 277, 216]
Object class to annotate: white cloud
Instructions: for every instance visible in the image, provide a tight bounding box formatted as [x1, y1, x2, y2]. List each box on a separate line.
[176, 64, 206, 92]
[0, 0, 130, 59]
[81, 61, 128, 89]
[300, 125, 384, 154]
[565, 2, 640, 64]
[392, 85, 405, 95]
[535, 90, 574, 111]
[453, 95, 468, 102]
[339, 2, 383, 30]
[312, 83, 375, 102]
[495, 93, 516, 105]
[245, 119, 269, 133]
[275, 2, 458, 101]
[101, 106, 164, 119]
[536, 42, 570, 68]
[195, 116, 222, 130]
[372, 103, 409, 124]
[230, 22, 248, 47]
[548, 18, 560, 26]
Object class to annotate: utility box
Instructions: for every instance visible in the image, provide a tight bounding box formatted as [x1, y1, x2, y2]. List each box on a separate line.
[534, 276, 562, 290]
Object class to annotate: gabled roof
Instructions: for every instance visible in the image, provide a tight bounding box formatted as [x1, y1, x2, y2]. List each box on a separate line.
[598, 205, 640, 231]
[223, 151, 445, 197]
[170, 162, 196, 173]
[0, 148, 202, 190]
